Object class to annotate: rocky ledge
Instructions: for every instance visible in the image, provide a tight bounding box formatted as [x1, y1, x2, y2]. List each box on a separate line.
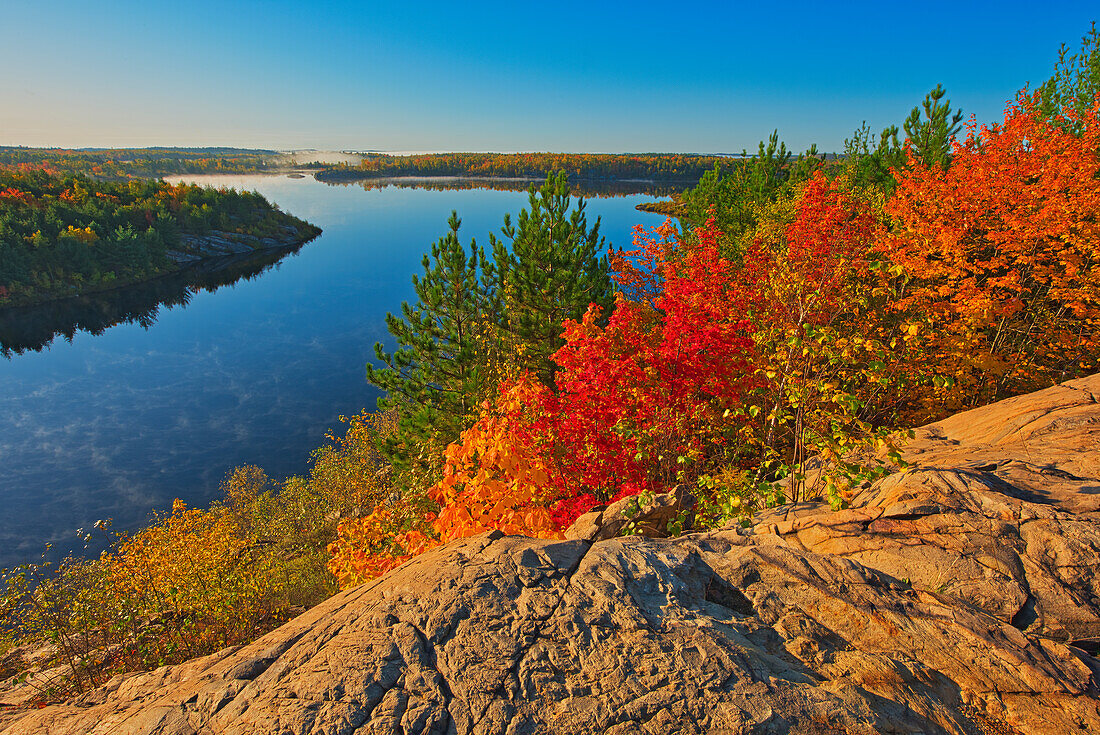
[166, 224, 320, 265]
[3, 375, 1098, 734]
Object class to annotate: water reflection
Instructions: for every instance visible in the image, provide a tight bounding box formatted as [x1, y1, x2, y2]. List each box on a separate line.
[0, 243, 309, 358]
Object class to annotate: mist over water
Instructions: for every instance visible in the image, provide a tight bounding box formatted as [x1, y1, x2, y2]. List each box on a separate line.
[0, 174, 668, 569]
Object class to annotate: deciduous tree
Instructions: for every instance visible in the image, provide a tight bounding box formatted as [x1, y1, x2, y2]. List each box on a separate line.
[886, 95, 1100, 406]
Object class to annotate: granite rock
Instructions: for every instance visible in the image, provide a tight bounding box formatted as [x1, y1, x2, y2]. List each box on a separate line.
[4, 375, 1099, 734]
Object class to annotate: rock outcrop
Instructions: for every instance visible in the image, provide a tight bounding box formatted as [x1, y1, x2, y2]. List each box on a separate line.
[564, 484, 696, 542]
[3, 375, 1098, 734]
[166, 224, 318, 265]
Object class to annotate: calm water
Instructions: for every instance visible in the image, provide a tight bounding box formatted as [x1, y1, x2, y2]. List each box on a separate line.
[0, 175, 666, 568]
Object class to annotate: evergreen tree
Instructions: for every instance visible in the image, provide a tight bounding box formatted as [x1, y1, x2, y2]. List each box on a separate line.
[367, 212, 494, 473]
[843, 84, 963, 191]
[368, 174, 615, 480]
[842, 121, 902, 191]
[902, 83, 964, 170]
[488, 172, 614, 384]
[1033, 21, 1100, 135]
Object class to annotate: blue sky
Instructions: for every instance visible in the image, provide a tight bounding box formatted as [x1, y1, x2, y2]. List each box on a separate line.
[1, 0, 1096, 153]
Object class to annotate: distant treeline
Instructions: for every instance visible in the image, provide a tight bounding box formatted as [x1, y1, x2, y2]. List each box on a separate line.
[0, 147, 282, 180]
[0, 169, 319, 307]
[314, 152, 763, 183]
[322, 176, 686, 198]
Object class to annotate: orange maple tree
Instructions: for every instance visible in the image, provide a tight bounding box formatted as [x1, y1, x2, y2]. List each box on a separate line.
[327, 378, 562, 587]
[886, 94, 1100, 406]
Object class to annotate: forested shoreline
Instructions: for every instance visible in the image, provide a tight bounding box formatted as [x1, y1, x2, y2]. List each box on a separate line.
[0, 147, 283, 180]
[312, 151, 763, 183]
[324, 175, 686, 198]
[0, 170, 320, 308]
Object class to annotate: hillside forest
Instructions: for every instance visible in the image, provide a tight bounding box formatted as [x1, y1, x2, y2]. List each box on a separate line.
[1, 23, 1098, 701]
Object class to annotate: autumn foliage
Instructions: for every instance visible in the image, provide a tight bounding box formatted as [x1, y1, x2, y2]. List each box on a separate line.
[327, 379, 560, 587]
[330, 92, 1100, 588]
[104, 500, 282, 658]
[887, 95, 1100, 407]
[549, 220, 759, 498]
[738, 174, 901, 501]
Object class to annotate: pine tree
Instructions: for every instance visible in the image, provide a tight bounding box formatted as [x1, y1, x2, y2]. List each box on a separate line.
[1033, 21, 1100, 135]
[843, 121, 902, 192]
[367, 212, 494, 474]
[843, 84, 963, 190]
[902, 83, 964, 169]
[368, 175, 615, 479]
[488, 172, 614, 384]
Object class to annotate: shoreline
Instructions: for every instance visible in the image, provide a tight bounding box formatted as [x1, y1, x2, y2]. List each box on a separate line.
[0, 225, 321, 312]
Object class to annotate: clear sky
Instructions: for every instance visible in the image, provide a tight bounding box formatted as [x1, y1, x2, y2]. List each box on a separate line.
[1, 0, 1096, 153]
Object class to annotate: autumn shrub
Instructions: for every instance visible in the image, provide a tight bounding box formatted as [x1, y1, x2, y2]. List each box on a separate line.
[103, 500, 290, 663]
[692, 465, 790, 529]
[0, 498, 324, 696]
[885, 93, 1100, 411]
[329, 220, 765, 587]
[1, 409, 400, 694]
[0, 554, 121, 697]
[327, 377, 561, 588]
[550, 219, 760, 498]
[290, 409, 398, 527]
[731, 174, 922, 503]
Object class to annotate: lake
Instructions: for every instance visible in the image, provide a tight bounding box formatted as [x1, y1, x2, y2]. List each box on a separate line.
[0, 175, 668, 569]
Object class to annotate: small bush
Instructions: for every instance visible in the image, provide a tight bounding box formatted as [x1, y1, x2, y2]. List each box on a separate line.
[0, 409, 398, 696]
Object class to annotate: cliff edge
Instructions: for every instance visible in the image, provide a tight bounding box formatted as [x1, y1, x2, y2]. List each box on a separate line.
[3, 375, 1098, 734]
